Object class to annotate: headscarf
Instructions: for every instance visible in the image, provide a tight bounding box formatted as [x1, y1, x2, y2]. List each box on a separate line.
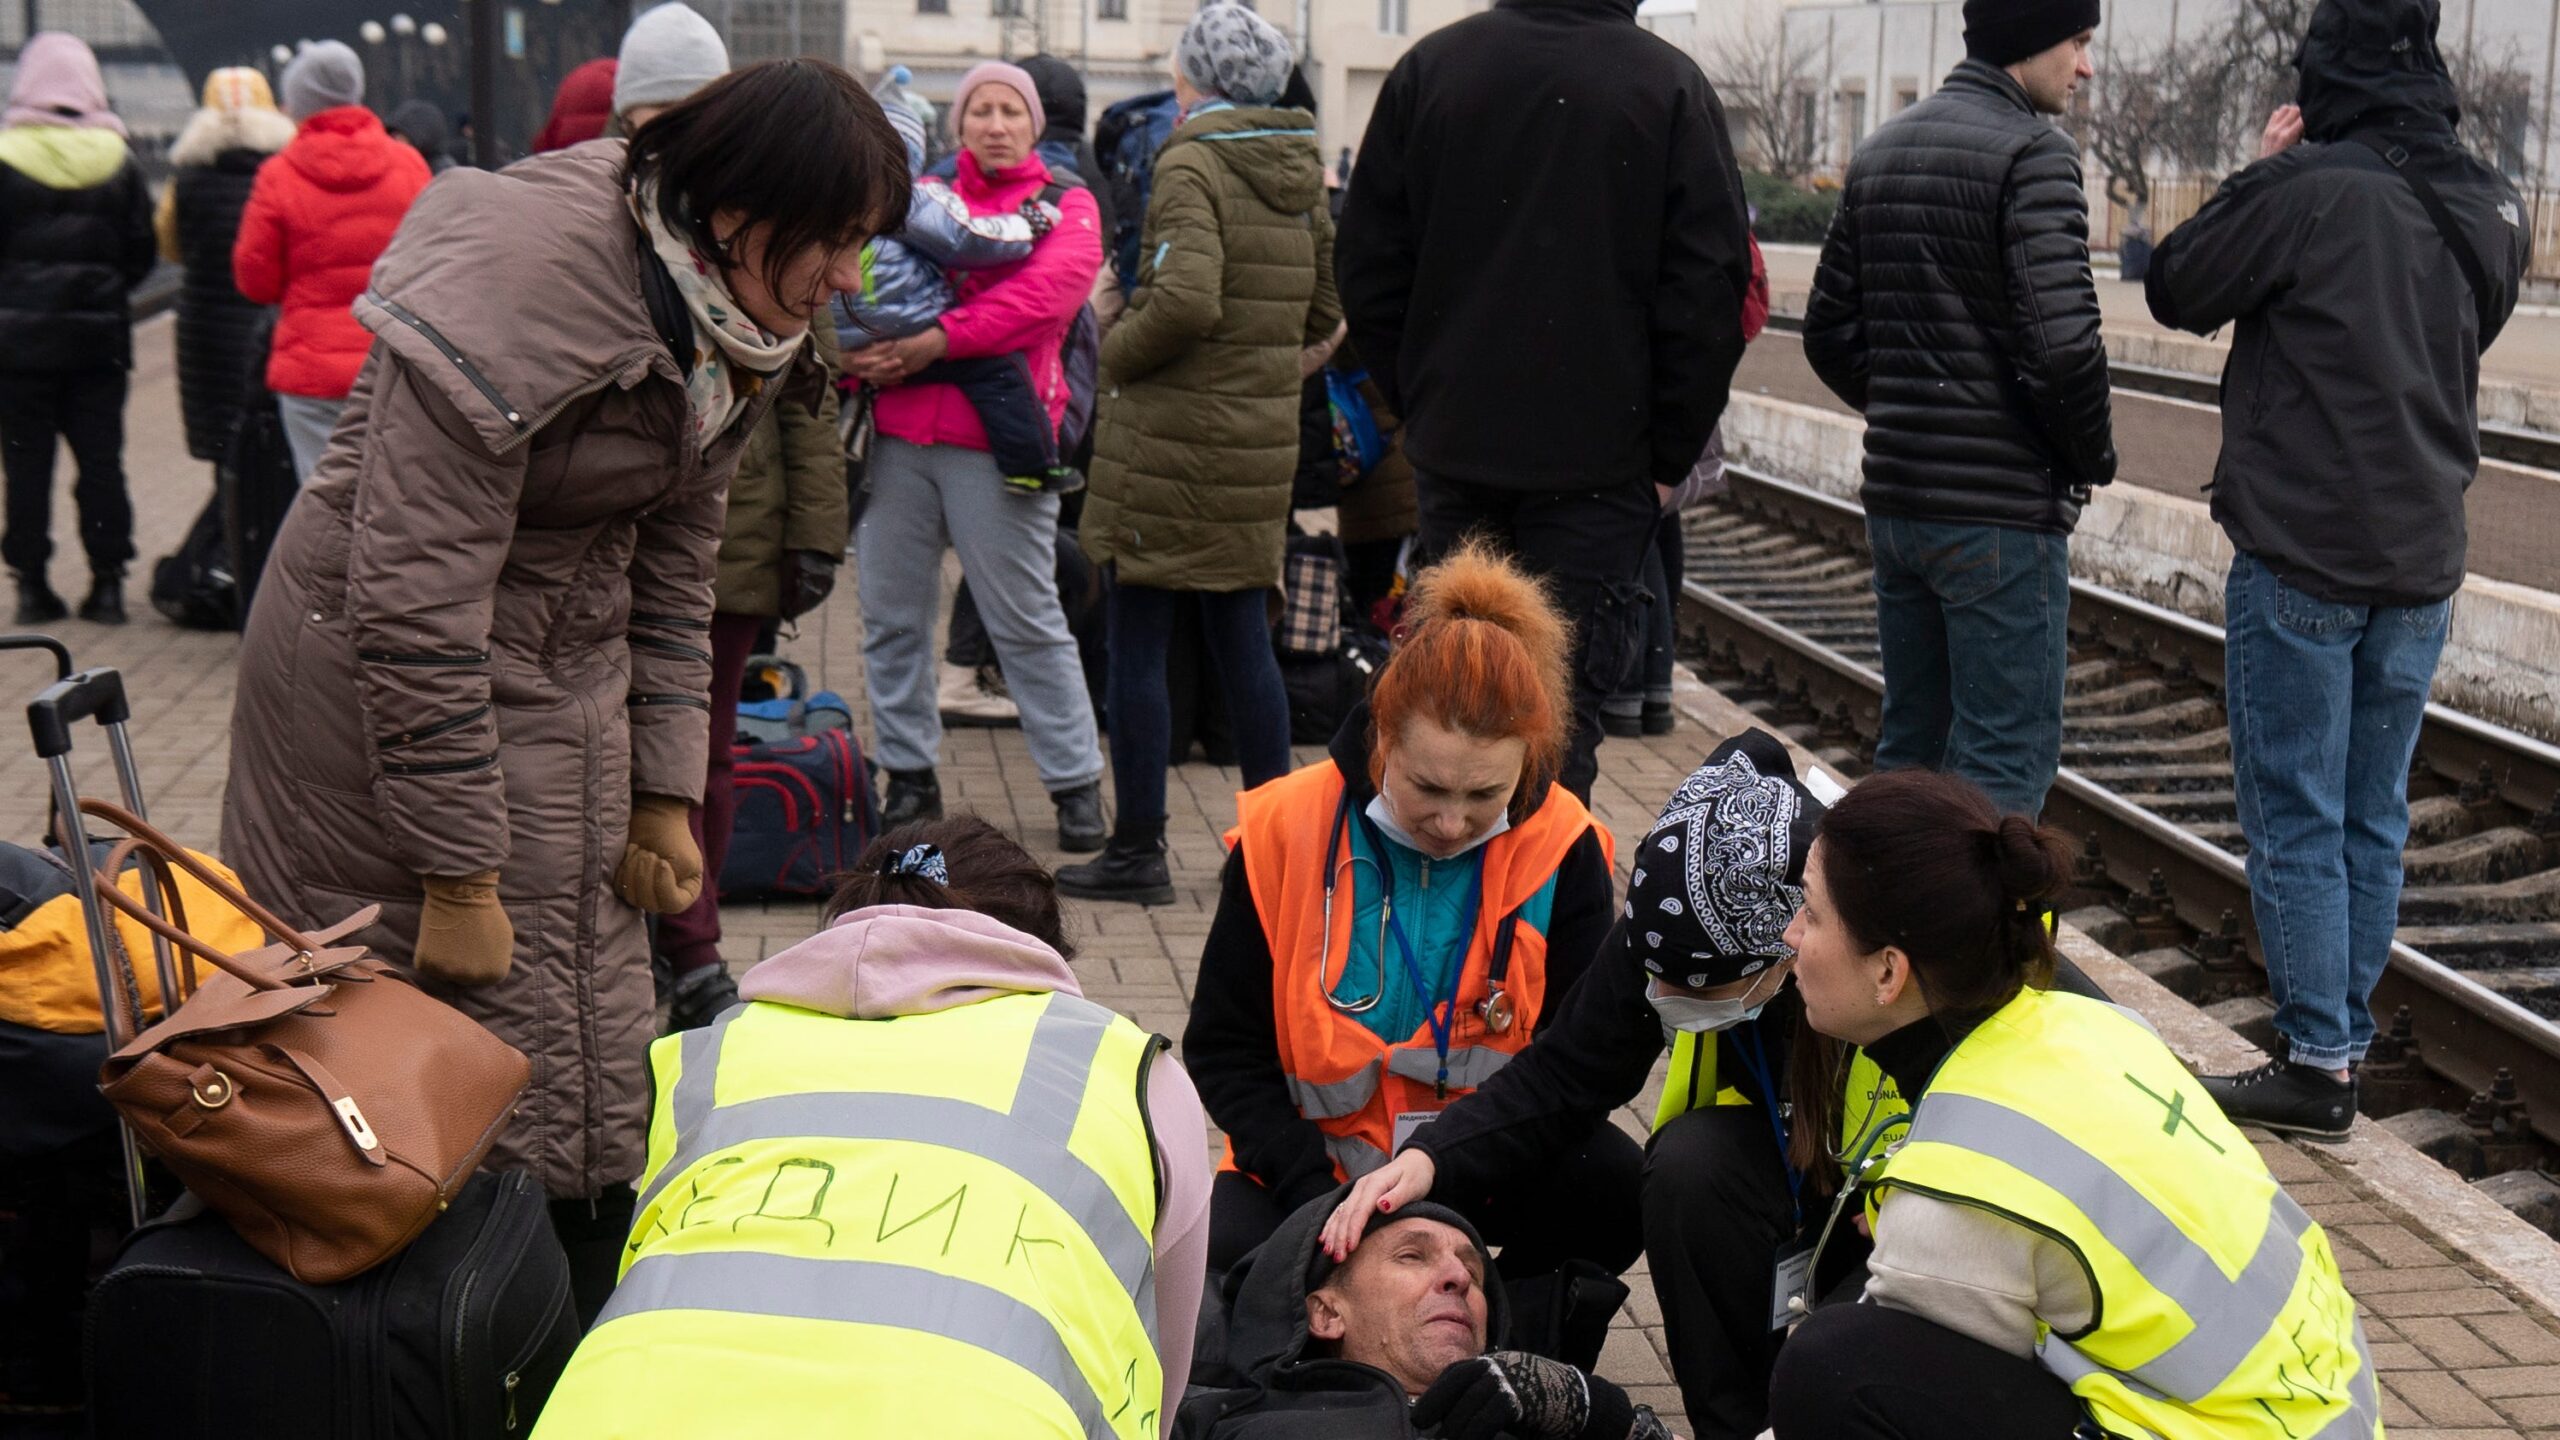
[5, 32, 125, 136]
[1175, 4, 1295, 108]
[629, 182, 805, 447]
[1626, 729, 1835, 989]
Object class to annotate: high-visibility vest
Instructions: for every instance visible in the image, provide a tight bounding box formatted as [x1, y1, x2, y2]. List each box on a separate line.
[1875, 988, 2381, 1440]
[534, 990, 1167, 1440]
[1652, 1027, 1909, 1181]
[1225, 762, 1610, 1181]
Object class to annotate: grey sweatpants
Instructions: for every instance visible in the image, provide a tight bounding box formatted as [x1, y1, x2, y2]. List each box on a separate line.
[856, 435, 1103, 791]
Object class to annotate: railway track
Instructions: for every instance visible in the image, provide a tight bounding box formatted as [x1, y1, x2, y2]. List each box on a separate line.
[1679, 467, 2560, 1184]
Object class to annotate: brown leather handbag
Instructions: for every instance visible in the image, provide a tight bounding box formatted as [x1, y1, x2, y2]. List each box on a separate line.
[78, 801, 530, 1285]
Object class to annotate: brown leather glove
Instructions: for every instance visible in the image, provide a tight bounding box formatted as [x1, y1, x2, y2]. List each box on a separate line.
[414, 871, 514, 986]
[616, 793, 703, 914]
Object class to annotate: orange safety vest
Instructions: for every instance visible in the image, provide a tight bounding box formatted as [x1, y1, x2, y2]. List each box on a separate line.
[1224, 762, 1612, 1182]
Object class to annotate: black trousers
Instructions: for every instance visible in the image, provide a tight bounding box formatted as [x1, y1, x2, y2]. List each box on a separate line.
[1413, 474, 1661, 801]
[1770, 1300, 2089, 1440]
[0, 366, 136, 576]
[1208, 1117, 1646, 1283]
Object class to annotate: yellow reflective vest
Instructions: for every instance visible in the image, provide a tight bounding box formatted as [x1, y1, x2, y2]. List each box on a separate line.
[535, 989, 1167, 1440]
[1874, 988, 2381, 1440]
[1653, 1026, 1909, 1179]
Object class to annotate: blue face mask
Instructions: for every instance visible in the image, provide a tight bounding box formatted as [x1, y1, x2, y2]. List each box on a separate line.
[1647, 968, 1787, 1035]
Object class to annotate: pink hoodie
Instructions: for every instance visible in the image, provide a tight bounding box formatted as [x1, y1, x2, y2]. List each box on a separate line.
[869, 149, 1103, 453]
[5, 32, 126, 136]
[738, 903, 1208, 1432]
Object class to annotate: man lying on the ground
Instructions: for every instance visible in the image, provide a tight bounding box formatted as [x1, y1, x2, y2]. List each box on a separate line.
[1175, 1189, 1673, 1440]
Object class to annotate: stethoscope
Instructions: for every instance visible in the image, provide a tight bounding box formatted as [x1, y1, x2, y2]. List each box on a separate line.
[1315, 788, 1519, 1037]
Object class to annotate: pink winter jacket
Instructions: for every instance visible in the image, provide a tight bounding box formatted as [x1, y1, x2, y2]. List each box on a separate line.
[870, 149, 1102, 453]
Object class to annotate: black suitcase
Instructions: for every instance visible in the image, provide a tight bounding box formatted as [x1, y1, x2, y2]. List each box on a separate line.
[10, 645, 583, 1437]
[84, 1169, 579, 1439]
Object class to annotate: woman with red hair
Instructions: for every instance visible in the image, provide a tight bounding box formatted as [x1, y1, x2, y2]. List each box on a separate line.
[1182, 540, 1639, 1363]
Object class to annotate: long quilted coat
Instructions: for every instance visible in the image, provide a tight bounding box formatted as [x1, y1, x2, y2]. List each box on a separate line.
[221, 142, 800, 1199]
[1082, 105, 1340, 593]
[158, 102, 294, 459]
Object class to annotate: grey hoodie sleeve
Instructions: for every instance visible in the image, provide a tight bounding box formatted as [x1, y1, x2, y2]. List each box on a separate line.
[1864, 1188, 2093, 1357]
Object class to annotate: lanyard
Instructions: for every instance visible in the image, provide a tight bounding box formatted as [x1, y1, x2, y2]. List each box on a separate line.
[1734, 1022, 1803, 1228]
[1362, 810, 1485, 1099]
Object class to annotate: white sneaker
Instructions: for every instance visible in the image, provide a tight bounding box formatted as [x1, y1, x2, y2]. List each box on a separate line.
[938, 660, 1020, 728]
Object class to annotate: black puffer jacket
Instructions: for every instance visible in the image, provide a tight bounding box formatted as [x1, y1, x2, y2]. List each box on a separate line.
[2146, 0, 2524, 607]
[0, 125, 155, 373]
[1802, 60, 2115, 534]
[165, 104, 292, 458]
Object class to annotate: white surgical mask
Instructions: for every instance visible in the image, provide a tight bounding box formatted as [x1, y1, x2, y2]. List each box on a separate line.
[1647, 967, 1787, 1035]
[1365, 792, 1509, 859]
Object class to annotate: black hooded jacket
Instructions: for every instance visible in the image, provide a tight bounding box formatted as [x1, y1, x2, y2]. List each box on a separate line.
[1802, 59, 2117, 534]
[1174, 1192, 1514, 1439]
[1018, 54, 1119, 242]
[2146, 0, 2525, 607]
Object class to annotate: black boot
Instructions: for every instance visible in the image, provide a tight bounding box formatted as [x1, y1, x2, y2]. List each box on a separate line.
[664, 963, 740, 1034]
[12, 571, 66, 626]
[880, 767, 943, 827]
[2199, 1058, 2357, 1142]
[1057, 819, 1173, 905]
[77, 569, 125, 626]
[1053, 779, 1107, 854]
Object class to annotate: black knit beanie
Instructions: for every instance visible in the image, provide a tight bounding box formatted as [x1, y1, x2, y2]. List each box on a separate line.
[1964, 0, 2102, 66]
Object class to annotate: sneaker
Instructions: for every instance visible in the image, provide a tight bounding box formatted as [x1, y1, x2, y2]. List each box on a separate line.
[1053, 780, 1107, 853]
[1057, 839, 1175, 906]
[938, 660, 1020, 728]
[880, 768, 944, 827]
[2199, 1058, 2356, 1142]
[12, 572, 66, 626]
[665, 964, 740, 1033]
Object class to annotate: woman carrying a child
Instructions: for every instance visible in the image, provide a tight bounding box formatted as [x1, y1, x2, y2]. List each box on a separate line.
[846, 62, 1110, 854]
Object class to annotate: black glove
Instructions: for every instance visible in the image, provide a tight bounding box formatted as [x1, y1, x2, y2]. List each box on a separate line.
[778, 548, 839, 620]
[1414, 1351, 1608, 1440]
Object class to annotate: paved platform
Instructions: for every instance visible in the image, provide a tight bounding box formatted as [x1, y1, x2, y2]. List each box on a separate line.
[8, 316, 2560, 1434]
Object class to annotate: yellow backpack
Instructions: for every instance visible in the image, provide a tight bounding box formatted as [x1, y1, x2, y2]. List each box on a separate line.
[0, 841, 265, 1034]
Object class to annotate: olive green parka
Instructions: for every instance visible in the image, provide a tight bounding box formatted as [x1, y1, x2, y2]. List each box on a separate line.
[1083, 105, 1339, 592]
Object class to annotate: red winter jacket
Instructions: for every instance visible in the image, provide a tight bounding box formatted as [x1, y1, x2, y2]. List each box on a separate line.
[1742, 234, 1770, 343]
[232, 106, 430, 399]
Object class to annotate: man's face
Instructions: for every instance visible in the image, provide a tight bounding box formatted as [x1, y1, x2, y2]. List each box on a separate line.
[2012, 30, 2097, 115]
[1306, 1218, 1491, 1396]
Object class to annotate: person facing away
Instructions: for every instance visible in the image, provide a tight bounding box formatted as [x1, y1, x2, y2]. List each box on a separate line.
[232, 40, 431, 481]
[1333, 0, 1753, 803]
[0, 31, 156, 627]
[157, 68, 296, 474]
[1799, 0, 2115, 822]
[536, 816, 1213, 1439]
[2144, 0, 2525, 1140]
[1176, 1191, 1670, 1440]
[1764, 769, 2379, 1440]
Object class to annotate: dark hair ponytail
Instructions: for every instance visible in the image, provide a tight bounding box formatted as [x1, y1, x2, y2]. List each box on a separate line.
[1784, 771, 2074, 1179]
[824, 815, 1076, 959]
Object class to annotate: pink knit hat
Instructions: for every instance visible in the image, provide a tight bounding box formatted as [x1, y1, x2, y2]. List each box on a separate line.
[952, 60, 1044, 138]
[5, 31, 126, 136]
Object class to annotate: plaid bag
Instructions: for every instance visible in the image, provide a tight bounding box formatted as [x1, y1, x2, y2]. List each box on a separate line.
[1278, 538, 1347, 658]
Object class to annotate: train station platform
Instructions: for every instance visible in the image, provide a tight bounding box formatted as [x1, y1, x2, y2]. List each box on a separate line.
[8, 316, 2560, 1434]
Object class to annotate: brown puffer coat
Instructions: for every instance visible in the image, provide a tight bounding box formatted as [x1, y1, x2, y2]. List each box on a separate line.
[221, 142, 798, 1199]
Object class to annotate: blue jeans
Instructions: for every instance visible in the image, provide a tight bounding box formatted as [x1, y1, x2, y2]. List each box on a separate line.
[1867, 516, 2070, 818]
[1105, 578, 1293, 827]
[2224, 550, 2450, 1070]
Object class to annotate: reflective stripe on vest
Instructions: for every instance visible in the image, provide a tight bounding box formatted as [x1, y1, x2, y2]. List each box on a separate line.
[559, 990, 1163, 1440]
[1878, 990, 2378, 1440]
[1224, 763, 1609, 1183]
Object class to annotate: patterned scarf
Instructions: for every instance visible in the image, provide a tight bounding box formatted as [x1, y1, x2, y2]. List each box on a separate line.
[629, 182, 804, 446]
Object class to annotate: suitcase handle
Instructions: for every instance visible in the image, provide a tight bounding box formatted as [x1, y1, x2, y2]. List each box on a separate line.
[29, 667, 130, 760]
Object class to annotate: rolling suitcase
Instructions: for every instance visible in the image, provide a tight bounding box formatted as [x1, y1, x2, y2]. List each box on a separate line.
[4, 639, 583, 1436]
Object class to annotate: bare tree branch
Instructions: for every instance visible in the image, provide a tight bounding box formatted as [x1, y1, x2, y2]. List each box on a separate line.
[1706, 10, 1824, 181]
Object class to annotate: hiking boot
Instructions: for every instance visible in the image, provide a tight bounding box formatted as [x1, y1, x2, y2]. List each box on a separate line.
[664, 964, 740, 1034]
[938, 660, 1020, 728]
[1058, 832, 1174, 906]
[1640, 700, 1675, 736]
[880, 768, 944, 827]
[2199, 1059, 2356, 1142]
[12, 571, 66, 626]
[1053, 780, 1107, 853]
[1599, 706, 1645, 739]
[78, 570, 125, 626]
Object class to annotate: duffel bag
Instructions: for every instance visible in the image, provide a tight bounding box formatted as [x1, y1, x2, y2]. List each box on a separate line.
[720, 728, 880, 900]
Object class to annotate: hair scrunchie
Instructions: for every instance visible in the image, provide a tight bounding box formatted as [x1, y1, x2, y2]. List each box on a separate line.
[882, 843, 949, 886]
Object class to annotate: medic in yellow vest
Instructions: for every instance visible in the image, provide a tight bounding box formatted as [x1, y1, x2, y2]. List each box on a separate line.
[535, 819, 1215, 1440]
[1772, 769, 2380, 1440]
[1182, 543, 1635, 1326]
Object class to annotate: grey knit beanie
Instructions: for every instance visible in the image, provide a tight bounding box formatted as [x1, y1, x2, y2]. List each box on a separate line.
[615, 3, 730, 117]
[281, 41, 364, 122]
[1176, 3, 1294, 107]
